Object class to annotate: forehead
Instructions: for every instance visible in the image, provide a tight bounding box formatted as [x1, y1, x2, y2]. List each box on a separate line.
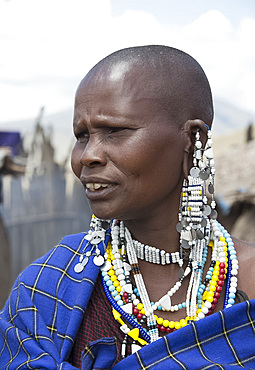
[76, 61, 148, 102]
[74, 61, 171, 122]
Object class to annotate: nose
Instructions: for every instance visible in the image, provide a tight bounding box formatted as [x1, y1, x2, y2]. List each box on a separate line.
[79, 137, 107, 168]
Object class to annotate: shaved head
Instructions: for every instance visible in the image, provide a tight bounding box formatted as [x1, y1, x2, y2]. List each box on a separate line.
[80, 45, 213, 127]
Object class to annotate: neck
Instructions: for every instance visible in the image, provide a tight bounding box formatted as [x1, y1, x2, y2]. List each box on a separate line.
[123, 207, 180, 254]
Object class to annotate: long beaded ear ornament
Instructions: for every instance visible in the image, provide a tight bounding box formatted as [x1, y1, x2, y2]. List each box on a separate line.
[74, 216, 110, 273]
[176, 125, 217, 258]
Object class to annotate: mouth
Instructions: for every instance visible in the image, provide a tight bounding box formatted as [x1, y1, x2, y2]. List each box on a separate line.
[81, 177, 119, 200]
[85, 183, 111, 192]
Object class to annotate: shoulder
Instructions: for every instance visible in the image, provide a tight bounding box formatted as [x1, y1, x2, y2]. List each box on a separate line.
[35, 231, 89, 265]
[232, 236, 255, 299]
[15, 232, 89, 286]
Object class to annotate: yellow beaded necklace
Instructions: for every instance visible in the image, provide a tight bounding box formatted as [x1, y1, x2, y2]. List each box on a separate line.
[103, 237, 228, 335]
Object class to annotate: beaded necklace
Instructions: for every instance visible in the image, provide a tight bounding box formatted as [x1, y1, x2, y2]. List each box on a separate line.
[100, 217, 238, 357]
[132, 239, 181, 265]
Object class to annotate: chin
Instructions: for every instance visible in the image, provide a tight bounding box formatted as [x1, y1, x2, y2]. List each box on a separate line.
[90, 205, 116, 221]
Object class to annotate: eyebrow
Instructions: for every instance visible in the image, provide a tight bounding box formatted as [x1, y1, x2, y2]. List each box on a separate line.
[91, 114, 134, 126]
[74, 113, 137, 129]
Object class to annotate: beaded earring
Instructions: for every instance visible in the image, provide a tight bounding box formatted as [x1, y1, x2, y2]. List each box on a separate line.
[177, 126, 217, 251]
[176, 125, 218, 320]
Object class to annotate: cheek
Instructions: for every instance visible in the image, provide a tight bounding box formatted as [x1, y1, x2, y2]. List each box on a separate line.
[71, 147, 82, 178]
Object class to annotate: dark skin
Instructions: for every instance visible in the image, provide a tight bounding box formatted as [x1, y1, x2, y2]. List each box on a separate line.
[72, 60, 255, 324]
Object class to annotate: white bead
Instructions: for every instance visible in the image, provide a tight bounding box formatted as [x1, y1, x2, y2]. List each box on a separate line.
[231, 269, 238, 275]
[159, 294, 171, 310]
[133, 299, 140, 306]
[123, 262, 131, 272]
[229, 287, 236, 293]
[116, 268, 124, 275]
[123, 283, 132, 293]
[184, 266, 191, 276]
[231, 276, 237, 282]
[116, 260, 123, 268]
[198, 312, 205, 320]
[201, 306, 209, 314]
[204, 301, 212, 309]
[195, 140, 202, 149]
[131, 344, 141, 354]
[122, 303, 133, 315]
[120, 324, 129, 334]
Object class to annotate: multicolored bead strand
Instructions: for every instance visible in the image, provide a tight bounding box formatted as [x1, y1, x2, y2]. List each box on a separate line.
[101, 274, 150, 343]
[99, 217, 238, 357]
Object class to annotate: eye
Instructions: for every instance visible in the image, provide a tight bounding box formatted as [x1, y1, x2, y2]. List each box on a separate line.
[76, 131, 89, 143]
[108, 127, 127, 135]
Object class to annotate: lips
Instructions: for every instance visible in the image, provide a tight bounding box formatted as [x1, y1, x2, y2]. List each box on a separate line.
[80, 176, 118, 198]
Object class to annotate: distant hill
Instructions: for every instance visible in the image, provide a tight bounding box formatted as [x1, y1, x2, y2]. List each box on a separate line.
[213, 98, 255, 135]
[0, 98, 254, 163]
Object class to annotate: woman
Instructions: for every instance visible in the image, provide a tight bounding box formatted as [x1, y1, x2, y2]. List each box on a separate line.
[1, 45, 255, 369]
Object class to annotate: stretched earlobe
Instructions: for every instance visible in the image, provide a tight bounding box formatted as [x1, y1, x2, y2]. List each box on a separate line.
[182, 119, 209, 179]
[183, 148, 190, 180]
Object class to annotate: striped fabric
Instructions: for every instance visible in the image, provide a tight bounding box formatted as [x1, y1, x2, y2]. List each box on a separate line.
[1, 231, 255, 369]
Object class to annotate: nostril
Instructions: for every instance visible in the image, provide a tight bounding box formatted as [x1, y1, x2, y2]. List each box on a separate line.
[79, 156, 105, 167]
[79, 140, 107, 167]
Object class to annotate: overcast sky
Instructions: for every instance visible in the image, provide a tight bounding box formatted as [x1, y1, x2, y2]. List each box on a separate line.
[0, 0, 255, 123]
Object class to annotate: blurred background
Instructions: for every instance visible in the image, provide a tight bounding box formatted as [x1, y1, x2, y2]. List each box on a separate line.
[0, 0, 255, 307]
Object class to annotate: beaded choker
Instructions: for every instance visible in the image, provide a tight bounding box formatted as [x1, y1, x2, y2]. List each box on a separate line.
[132, 239, 182, 265]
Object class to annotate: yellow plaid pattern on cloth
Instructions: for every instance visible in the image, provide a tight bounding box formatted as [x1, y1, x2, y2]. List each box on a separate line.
[113, 300, 255, 369]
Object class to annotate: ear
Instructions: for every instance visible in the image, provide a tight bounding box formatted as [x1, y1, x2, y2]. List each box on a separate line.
[182, 119, 209, 180]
